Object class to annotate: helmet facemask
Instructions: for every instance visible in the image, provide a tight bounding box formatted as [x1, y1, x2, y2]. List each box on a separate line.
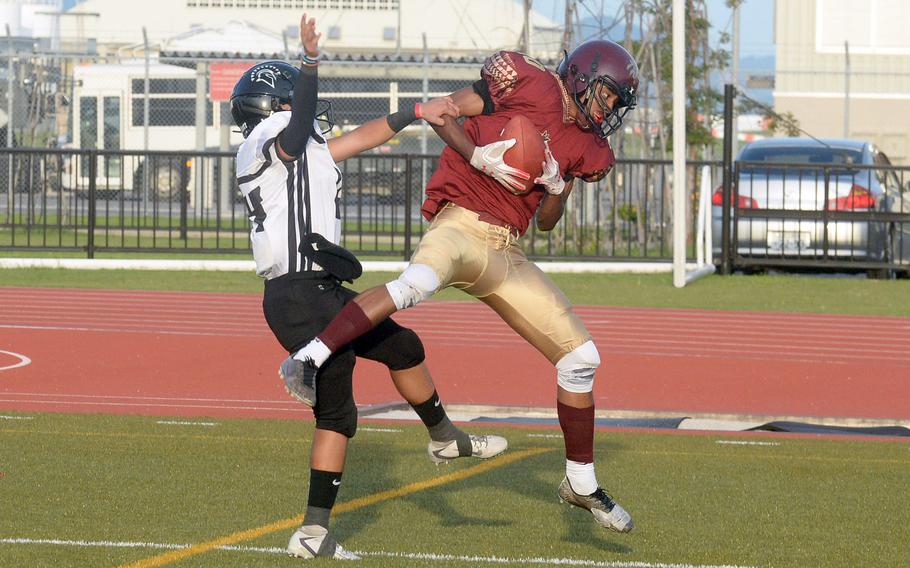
[572, 74, 636, 139]
[314, 98, 335, 136]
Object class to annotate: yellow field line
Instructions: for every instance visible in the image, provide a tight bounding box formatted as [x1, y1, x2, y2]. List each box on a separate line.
[116, 447, 551, 568]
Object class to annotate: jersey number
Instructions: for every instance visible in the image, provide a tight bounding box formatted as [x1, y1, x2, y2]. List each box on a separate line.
[245, 187, 266, 233]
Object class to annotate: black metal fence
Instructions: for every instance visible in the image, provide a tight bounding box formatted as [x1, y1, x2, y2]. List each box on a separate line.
[3, 144, 908, 277]
[718, 161, 910, 278]
[0, 147, 717, 262]
[714, 84, 910, 278]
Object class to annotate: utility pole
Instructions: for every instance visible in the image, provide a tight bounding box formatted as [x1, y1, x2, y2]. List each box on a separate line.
[562, 0, 575, 53]
[843, 40, 850, 138]
[522, 0, 531, 54]
[731, 1, 740, 156]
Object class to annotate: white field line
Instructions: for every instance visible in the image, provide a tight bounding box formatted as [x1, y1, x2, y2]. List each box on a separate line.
[527, 433, 563, 438]
[0, 415, 34, 420]
[359, 427, 403, 433]
[716, 440, 781, 447]
[156, 421, 219, 427]
[0, 537, 757, 568]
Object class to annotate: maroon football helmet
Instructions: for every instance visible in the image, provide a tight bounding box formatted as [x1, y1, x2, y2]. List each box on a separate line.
[557, 40, 640, 139]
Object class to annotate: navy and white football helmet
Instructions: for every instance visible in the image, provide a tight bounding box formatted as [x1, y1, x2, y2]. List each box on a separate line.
[230, 60, 333, 138]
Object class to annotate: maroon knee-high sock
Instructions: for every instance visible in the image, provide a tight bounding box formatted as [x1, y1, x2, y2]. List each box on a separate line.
[318, 301, 375, 352]
[557, 401, 595, 463]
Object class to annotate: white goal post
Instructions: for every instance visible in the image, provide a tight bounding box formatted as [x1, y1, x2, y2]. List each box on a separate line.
[672, 0, 715, 288]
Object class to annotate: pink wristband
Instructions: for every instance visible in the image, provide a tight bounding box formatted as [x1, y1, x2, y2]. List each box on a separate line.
[414, 102, 422, 119]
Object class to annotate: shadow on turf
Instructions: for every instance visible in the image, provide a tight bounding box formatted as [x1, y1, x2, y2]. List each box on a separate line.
[330, 436, 633, 555]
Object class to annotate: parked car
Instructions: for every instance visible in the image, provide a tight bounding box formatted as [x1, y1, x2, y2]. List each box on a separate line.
[712, 138, 910, 277]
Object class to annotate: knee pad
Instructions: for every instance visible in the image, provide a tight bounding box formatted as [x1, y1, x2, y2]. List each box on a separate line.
[315, 403, 358, 438]
[383, 327, 426, 370]
[555, 340, 600, 393]
[385, 263, 439, 310]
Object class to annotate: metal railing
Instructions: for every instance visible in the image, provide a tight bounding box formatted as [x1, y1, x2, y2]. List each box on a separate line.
[0, 147, 713, 262]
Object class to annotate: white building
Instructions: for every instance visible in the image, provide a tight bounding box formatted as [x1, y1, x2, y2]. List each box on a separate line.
[774, 0, 910, 162]
[63, 0, 562, 58]
[0, 0, 63, 38]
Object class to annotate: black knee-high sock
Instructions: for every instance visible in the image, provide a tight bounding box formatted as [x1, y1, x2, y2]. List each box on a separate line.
[411, 390, 468, 444]
[303, 469, 342, 528]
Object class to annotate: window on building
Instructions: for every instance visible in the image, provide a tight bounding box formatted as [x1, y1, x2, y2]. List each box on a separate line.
[383, 26, 396, 41]
[328, 26, 341, 40]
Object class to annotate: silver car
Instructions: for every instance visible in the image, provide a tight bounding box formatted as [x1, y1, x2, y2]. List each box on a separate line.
[712, 138, 910, 276]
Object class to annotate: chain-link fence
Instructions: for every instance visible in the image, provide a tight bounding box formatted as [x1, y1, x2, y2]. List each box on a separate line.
[0, 50, 484, 154]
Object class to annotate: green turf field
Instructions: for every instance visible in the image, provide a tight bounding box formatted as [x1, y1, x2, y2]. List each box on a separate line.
[2, 266, 909, 315]
[0, 412, 906, 567]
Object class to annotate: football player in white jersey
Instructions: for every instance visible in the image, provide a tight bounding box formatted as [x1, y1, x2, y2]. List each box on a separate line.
[231, 14, 506, 560]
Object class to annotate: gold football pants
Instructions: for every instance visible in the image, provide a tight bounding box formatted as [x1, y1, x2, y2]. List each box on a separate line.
[410, 203, 592, 364]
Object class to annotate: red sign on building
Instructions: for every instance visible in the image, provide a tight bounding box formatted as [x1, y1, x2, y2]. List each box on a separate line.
[210, 61, 254, 102]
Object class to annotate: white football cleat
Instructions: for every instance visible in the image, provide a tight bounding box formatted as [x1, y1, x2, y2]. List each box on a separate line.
[557, 477, 634, 533]
[286, 524, 360, 560]
[427, 434, 508, 464]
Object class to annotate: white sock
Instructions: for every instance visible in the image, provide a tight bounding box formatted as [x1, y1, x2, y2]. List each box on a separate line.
[293, 338, 332, 367]
[566, 459, 598, 495]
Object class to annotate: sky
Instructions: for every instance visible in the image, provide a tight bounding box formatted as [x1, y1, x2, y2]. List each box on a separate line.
[529, 0, 775, 58]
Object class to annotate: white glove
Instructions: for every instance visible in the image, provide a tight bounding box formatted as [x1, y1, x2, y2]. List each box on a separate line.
[534, 144, 565, 196]
[469, 139, 531, 194]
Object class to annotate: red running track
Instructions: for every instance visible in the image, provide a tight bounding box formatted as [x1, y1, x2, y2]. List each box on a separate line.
[1, 286, 908, 421]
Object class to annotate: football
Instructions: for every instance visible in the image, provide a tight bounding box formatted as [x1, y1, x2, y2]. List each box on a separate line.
[499, 115, 546, 194]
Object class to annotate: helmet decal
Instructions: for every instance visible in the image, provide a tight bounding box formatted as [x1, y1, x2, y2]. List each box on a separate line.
[230, 60, 301, 138]
[251, 66, 279, 89]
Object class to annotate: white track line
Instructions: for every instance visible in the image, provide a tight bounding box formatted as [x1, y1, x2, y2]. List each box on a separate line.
[5, 316, 908, 363]
[0, 538, 756, 568]
[0, 392, 301, 405]
[5, 287, 908, 326]
[0, 398, 309, 413]
[0, 350, 32, 371]
[716, 440, 781, 447]
[156, 421, 219, 427]
[5, 290, 909, 367]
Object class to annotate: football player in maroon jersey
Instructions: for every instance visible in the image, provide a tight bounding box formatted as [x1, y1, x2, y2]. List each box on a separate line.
[282, 40, 640, 534]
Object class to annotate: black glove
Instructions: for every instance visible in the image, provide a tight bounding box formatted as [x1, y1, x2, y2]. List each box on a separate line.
[299, 233, 363, 283]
